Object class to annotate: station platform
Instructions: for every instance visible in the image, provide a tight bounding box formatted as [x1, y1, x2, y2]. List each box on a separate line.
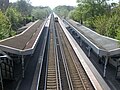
[0, 20, 44, 55]
[0, 16, 51, 90]
[65, 19, 120, 90]
[58, 16, 110, 90]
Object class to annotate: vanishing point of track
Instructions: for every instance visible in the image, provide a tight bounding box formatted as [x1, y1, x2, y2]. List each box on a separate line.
[39, 15, 94, 90]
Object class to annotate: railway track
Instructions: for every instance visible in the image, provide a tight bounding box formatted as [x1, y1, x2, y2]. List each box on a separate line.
[55, 21, 94, 90]
[46, 16, 58, 90]
[54, 22, 70, 90]
[39, 15, 94, 90]
[1, 14, 110, 90]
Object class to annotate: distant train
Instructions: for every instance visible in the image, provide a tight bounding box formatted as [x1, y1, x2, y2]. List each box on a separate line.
[54, 17, 58, 22]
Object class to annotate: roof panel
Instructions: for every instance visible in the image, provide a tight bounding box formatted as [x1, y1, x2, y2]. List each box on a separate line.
[0, 20, 43, 50]
[67, 19, 120, 53]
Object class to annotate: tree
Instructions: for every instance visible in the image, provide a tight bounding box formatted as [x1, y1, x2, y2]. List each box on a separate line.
[5, 7, 22, 30]
[93, 15, 109, 36]
[54, 5, 74, 18]
[89, 8, 120, 38]
[68, 0, 120, 40]
[0, 10, 11, 39]
[74, 0, 111, 25]
[68, 10, 75, 20]
[116, 28, 120, 40]
[16, 0, 32, 16]
[0, 0, 9, 12]
[32, 6, 51, 20]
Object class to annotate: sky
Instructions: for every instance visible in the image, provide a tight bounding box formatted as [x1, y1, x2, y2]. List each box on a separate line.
[9, 0, 119, 9]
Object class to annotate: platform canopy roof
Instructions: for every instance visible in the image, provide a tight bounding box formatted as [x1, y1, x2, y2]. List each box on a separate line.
[67, 19, 120, 57]
[0, 20, 44, 55]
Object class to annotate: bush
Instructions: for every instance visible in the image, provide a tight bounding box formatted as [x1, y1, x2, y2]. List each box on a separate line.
[93, 14, 120, 38]
[5, 7, 22, 30]
[93, 15, 109, 36]
[31, 7, 51, 20]
[0, 10, 11, 39]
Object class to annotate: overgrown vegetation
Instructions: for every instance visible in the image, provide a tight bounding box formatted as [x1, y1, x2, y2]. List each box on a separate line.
[67, 0, 120, 40]
[0, 0, 51, 40]
[54, 0, 120, 40]
[32, 6, 51, 20]
[1, 0, 120, 41]
[0, 10, 11, 39]
[5, 7, 22, 31]
[53, 5, 74, 18]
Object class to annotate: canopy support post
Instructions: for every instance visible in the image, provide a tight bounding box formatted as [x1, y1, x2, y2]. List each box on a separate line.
[88, 46, 91, 57]
[103, 56, 108, 77]
[22, 55, 24, 78]
[80, 40, 82, 46]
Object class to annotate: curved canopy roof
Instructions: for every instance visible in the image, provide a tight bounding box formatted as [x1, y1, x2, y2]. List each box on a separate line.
[66, 19, 120, 56]
[0, 20, 45, 55]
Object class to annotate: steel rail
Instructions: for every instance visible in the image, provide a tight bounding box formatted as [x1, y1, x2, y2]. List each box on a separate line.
[54, 21, 62, 90]
[30, 15, 51, 90]
[58, 17, 110, 90]
[55, 22, 73, 90]
[56, 22, 92, 90]
[46, 15, 59, 90]
[59, 22, 94, 90]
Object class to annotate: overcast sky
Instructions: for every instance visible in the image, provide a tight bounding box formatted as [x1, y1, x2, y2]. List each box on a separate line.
[9, 0, 119, 9]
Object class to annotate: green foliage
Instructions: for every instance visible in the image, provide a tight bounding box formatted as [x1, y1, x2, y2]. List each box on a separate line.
[5, 7, 22, 30]
[0, 0, 9, 12]
[68, 0, 120, 40]
[54, 5, 74, 18]
[115, 28, 120, 47]
[68, 9, 81, 22]
[68, 10, 76, 20]
[0, 0, 33, 39]
[116, 29, 120, 40]
[70, 0, 110, 23]
[107, 14, 120, 38]
[16, 0, 32, 16]
[0, 10, 11, 39]
[93, 13, 120, 38]
[93, 15, 109, 35]
[32, 7, 51, 20]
